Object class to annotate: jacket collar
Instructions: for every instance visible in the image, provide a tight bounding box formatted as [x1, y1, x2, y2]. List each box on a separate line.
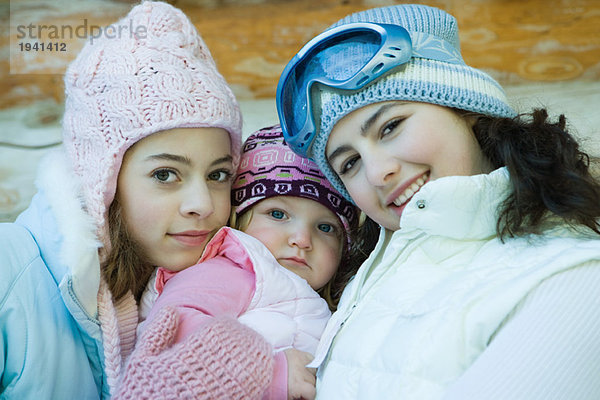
[398, 167, 510, 240]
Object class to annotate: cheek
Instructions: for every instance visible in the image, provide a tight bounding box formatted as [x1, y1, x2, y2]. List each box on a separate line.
[319, 237, 343, 268]
[122, 198, 167, 242]
[212, 189, 232, 225]
[317, 245, 342, 285]
[342, 179, 360, 198]
[395, 132, 437, 164]
[343, 181, 376, 215]
[339, 173, 370, 208]
[243, 221, 280, 254]
[117, 181, 172, 236]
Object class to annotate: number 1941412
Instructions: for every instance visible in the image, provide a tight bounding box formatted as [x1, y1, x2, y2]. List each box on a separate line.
[18, 42, 66, 52]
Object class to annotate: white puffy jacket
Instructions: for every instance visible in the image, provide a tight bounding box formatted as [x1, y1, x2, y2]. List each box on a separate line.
[312, 168, 600, 399]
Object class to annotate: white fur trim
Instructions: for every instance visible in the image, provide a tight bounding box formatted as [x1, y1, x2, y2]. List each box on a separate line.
[35, 148, 101, 317]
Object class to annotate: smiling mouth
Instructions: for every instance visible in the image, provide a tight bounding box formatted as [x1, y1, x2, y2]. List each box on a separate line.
[391, 172, 430, 207]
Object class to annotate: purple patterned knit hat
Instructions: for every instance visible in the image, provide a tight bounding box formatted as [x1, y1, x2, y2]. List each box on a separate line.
[232, 125, 357, 232]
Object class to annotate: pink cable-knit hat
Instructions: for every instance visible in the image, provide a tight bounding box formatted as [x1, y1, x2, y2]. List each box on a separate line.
[62, 1, 242, 247]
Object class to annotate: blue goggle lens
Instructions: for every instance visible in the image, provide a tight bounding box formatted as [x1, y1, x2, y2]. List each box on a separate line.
[277, 23, 413, 158]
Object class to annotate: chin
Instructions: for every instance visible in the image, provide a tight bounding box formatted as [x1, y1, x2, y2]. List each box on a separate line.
[160, 256, 200, 272]
[380, 217, 401, 231]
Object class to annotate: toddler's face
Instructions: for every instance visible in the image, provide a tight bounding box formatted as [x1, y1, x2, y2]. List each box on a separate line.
[116, 127, 234, 271]
[243, 196, 344, 290]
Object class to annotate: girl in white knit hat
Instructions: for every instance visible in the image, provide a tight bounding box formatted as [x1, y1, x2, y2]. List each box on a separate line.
[0, 2, 298, 399]
[276, 4, 600, 399]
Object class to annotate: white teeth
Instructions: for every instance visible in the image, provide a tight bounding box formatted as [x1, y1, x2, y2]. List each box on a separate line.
[392, 172, 429, 207]
[394, 195, 406, 206]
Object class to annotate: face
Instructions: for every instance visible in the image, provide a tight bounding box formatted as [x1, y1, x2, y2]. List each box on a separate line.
[116, 127, 233, 271]
[326, 101, 492, 231]
[243, 196, 344, 290]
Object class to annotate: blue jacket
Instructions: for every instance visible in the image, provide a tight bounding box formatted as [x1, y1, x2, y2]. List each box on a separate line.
[1, 150, 108, 399]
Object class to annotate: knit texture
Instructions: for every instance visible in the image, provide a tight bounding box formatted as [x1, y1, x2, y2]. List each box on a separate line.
[115, 307, 275, 399]
[62, 0, 242, 248]
[232, 124, 357, 231]
[97, 278, 139, 397]
[294, 4, 516, 200]
[97, 279, 122, 396]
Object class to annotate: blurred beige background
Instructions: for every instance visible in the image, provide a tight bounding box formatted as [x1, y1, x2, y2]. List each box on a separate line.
[1, 0, 600, 221]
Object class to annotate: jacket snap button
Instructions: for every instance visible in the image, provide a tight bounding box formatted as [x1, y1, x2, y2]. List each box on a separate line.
[416, 200, 426, 209]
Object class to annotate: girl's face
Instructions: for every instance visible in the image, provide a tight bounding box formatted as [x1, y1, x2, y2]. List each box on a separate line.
[116, 127, 233, 271]
[326, 101, 492, 231]
[243, 196, 344, 290]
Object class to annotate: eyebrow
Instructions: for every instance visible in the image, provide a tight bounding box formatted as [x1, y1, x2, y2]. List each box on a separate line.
[327, 145, 352, 167]
[145, 153, 233, 166]
[360, 103, 399, 135]
[327, 102, 401, 165]
[211, 155, 234, 166]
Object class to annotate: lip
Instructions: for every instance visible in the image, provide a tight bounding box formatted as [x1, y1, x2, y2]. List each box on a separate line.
[168, 230, 212, 247]
[279, 257, 310, 269]
[386, 171, 430, 210]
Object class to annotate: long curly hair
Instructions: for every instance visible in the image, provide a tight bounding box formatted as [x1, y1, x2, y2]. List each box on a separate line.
[471, 108, 600, 239]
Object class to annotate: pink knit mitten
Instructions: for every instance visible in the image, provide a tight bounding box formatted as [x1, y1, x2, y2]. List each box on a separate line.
[114, 307, 275, 399]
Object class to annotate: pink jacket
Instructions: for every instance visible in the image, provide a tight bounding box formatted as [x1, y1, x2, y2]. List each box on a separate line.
[142, 227, 331, 399]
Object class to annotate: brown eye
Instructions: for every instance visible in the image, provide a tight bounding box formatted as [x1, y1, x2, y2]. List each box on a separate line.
[381, 118, 403, 138]
[339, 155, 359, 175]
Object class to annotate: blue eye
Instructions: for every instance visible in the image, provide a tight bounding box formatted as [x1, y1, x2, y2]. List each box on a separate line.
[269, 209, 285, 219]
[318, 223, 333, 233]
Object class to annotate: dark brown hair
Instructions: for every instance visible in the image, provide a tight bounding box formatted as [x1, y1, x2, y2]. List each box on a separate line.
[471, 108, 600, 239]
[321, 214, 378, 310]
[101, 198, 155, 302]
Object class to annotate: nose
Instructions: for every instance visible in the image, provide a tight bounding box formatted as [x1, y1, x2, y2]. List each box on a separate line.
[364, 150, 398, 187]
[179, 180, 214, 219]
[287, 224, 312, 250]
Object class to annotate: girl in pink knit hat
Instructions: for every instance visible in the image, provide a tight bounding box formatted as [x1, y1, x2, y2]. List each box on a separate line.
[128, 124, 362, 400]
[0, 2, 310, 399]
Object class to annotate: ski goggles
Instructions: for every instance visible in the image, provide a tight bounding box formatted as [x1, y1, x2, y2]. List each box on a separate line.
[276, 22, 463, 158]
